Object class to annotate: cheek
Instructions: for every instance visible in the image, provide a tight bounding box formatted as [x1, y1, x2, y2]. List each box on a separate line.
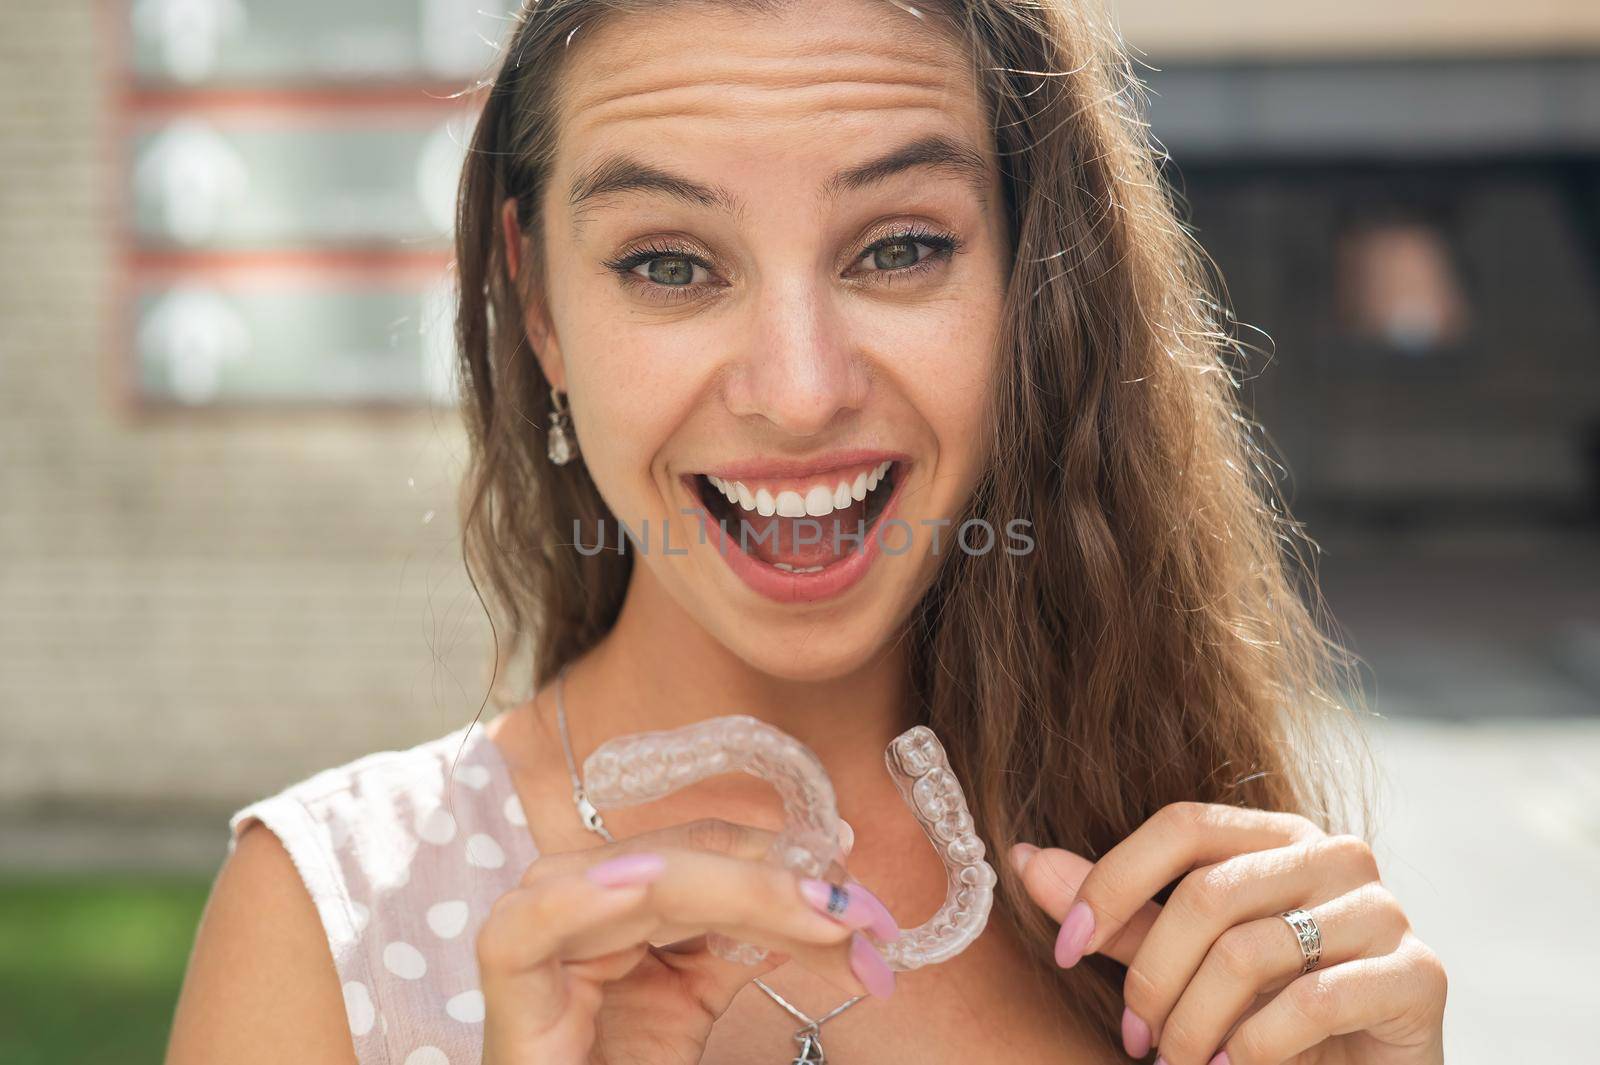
[561, 325, 719, 508]
[945, 287, 1005, 429]
[576, 343, 694, 502]
[918, 351, 994, 489]
[542, 231, 718, 501]
[869, 296, 1000, 464]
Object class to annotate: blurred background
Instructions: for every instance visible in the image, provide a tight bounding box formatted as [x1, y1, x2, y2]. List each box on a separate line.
[0, 1, 1595, 1061]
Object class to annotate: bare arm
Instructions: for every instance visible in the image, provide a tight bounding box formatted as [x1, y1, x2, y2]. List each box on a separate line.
[165, 822, 360, 1065]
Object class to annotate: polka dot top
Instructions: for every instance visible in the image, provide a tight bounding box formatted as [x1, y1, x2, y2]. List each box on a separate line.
[226, 720, 539, 1065]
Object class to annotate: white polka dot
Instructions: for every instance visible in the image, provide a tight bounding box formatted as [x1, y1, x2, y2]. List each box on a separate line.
[503, 793, 527, 826]
[455, 764, 491, 790]
[383, 941, 428, 980]
[445, 988, 485, 1023]
[342, 981, 374, 1036]
[416, 807, 457, 845]
[404, 1048, 448, 1065]
[350, 900, 371, 935]
[426, 899, 469, 939]
[465, 833, 505, 869]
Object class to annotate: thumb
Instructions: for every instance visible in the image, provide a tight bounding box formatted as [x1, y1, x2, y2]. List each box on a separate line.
[1008, 843, 1158, 968]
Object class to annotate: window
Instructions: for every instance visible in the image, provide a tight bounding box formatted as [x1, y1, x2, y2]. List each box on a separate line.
[121, 0, 518, 407]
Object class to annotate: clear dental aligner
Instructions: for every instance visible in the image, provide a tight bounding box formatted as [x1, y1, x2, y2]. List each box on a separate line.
[581, 715, 996, 971]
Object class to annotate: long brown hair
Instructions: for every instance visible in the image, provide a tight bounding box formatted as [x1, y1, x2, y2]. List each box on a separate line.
[452, 0, 1380, 1053]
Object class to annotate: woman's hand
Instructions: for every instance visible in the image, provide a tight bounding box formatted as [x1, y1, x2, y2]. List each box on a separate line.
[476, 816, 897, 1065]
[1011, 802, 1446, 1065]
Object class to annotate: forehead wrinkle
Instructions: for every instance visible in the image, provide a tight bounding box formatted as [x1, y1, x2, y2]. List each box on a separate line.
[566, 137, 983, 240]
[574, 61, 962, 107]
[566, 126, 994, 240]
[565, 63, 968, 145]
[560, 42, 985, 237]
[564, 30, 969, 111]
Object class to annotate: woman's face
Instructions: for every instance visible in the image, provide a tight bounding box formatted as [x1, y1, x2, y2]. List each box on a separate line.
[518, 0, 1011, 682]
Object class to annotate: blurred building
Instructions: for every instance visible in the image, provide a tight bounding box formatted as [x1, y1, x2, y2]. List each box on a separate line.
[1119, 3, 1600, 524]
[0, 1, 518, 865]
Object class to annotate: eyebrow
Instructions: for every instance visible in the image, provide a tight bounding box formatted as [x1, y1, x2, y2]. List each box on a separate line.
[566, 132, 993, 229]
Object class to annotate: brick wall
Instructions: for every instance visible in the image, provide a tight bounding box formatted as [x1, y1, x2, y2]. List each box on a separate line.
[0, 0, 503, 845]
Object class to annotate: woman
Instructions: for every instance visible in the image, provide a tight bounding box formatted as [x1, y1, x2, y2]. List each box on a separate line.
[167, 1, 1447, 1063]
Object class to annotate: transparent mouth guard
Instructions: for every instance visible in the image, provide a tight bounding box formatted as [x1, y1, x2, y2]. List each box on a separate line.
[581, 716, 997, 971]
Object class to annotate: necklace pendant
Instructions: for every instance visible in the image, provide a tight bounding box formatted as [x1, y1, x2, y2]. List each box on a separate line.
[792, 1029, 826, 1065]
[573, 788, 606, 834]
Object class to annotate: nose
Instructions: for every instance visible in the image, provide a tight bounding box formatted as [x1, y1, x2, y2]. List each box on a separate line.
[721, 277, 870, 436]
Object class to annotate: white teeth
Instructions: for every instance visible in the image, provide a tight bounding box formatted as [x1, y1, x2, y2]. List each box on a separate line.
[705, 462, 895, 518]
[772, 561, 825, 573]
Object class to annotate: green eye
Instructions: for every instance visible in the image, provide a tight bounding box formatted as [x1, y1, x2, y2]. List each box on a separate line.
[871, 239, 921, 271]
[644, 256, 696, 285]
[603, 224, 964, 304]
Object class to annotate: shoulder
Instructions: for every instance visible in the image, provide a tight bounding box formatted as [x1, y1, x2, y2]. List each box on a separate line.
[170, 721, 537, 1064]
[167, 819, 360, 1064]
[224, 721, 530, 906]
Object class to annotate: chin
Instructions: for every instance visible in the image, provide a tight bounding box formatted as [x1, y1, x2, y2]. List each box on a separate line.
[713, 613, 901, 686]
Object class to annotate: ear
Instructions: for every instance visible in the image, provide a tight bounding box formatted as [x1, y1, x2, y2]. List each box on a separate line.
[499, 196, 523, 282]
[499, 195, 567, 392]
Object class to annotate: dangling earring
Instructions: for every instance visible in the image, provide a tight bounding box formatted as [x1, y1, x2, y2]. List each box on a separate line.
[547, 385, 577, 466]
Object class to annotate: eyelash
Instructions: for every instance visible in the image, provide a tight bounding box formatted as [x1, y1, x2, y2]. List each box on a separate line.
[601, 224, 965, 304]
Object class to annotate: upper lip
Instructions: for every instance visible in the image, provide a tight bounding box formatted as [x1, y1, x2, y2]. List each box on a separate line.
[693, 449, 909, 483]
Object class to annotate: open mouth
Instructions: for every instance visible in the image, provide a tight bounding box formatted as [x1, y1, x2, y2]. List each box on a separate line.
[686, 460, 902, 573]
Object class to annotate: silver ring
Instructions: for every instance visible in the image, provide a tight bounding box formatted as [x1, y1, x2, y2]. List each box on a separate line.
[1278, 908, 1322, 974]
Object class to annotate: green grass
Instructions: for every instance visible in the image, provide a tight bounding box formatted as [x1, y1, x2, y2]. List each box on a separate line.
[0, 873, 213, 1065]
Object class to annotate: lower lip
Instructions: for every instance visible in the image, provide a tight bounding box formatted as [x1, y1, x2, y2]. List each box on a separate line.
[684, 468, 909, 605]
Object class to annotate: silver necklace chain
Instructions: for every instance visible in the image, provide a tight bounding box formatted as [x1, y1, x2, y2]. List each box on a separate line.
[551, 665, 866, 1061]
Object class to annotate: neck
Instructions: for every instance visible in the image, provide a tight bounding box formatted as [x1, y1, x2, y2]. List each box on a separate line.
[552, 562, 919, 821]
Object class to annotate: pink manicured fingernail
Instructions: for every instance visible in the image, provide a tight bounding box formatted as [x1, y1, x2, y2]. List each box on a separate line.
[1121, 1006, 1151, 1058]
[1055, 900, 1095, 968]
[585, 852, 666, 888]
[837, 817, 855, 855]
[1209, 1053, 1231, 1065]
[1009, 842, 1039, 877]
[849, 931, 896, 998]
[799, 879, 900, 942]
